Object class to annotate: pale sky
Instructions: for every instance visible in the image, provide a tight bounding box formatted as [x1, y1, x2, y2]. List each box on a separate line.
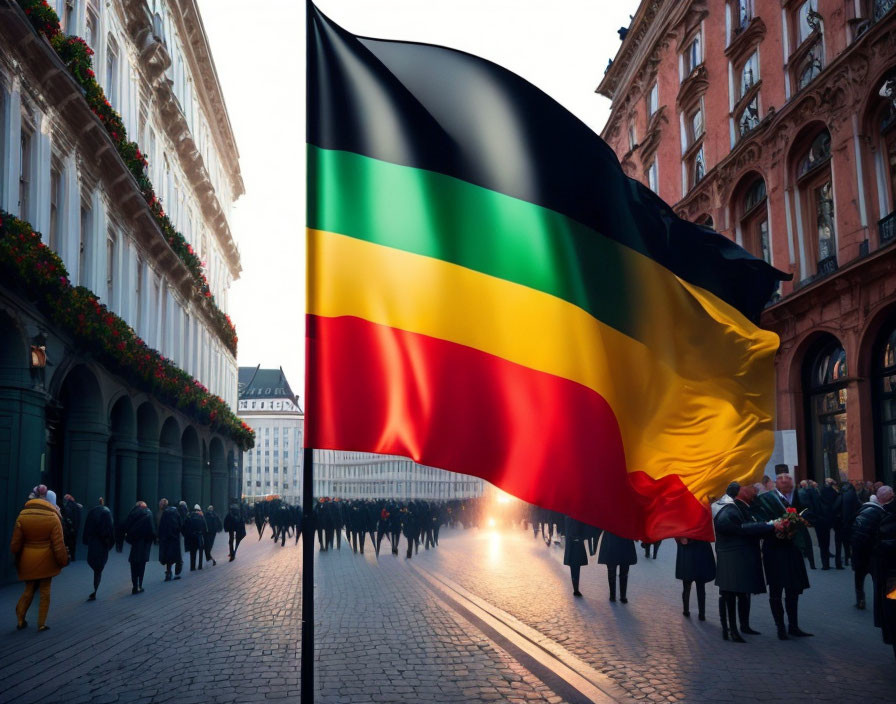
[197, 0, 640, 403]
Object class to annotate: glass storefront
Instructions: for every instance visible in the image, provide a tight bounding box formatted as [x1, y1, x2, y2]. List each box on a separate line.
[876, 325, 896, 485]
[805, 340, 849, 481]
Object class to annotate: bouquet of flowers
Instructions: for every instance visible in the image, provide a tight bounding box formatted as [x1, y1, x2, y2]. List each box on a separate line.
[773, 507, 807, 540]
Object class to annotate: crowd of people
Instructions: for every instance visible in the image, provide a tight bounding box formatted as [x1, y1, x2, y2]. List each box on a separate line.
[522, 469, 896, 661]
[8, 474, 895, 664]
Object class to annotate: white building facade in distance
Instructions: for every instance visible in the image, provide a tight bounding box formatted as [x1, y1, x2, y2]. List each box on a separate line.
[238, 366, 304, 504]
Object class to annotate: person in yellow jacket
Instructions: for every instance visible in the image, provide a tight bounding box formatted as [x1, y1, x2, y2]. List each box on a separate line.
[9, 491, 70, 631]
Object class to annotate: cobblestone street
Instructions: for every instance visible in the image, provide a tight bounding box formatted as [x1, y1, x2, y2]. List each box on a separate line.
[0, 525, 893, 704]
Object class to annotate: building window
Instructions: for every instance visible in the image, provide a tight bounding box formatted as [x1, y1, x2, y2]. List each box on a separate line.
[647, 83, 658, 117]
[85, 1, 98, 49]
[739, 178, 771, 263]
[797, 44, 824, 89]
[647, 160, 658, 193]
[79, 204, 91, 287]
[106, 231, 116, 305]
[739, 52, 759, 100]
[804, 338, 849, 482]
[875, 0, 896, 21]
[738, 96, 760, 137]
[682, 33, 702, 78]
[688, 146, 706, 190]
[733, 0, 754, 34]
[49, 166, 62, 252]
[796, 0, 820, 47]
[62, 0, 79, 34]
[18, 124, 32, 219]
[687, 106, 704, 147]
[106, 35, 119, 106]
[628, 125, 636, 151]
[795, 130, 835, 274]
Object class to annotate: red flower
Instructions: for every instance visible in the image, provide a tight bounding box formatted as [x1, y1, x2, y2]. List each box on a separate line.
[785, 507, 797, 514]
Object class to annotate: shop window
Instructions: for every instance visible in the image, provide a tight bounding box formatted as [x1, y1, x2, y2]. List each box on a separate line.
[804, 339, 849, 482]
[874, 321, 896, 484]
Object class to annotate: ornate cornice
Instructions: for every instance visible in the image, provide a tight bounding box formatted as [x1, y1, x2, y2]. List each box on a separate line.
[638, 105, 669, 166]
[597, 0, 670, 100]
[725, 16, 767, 66]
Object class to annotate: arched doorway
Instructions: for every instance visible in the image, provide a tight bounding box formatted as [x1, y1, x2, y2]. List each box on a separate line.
[873, 314, 896, 485]
[137, 402, 160, 509]
[57, 365, 107, 513]
[209, 437, 227, 513]
[158, 416, 182, 505]
[181, 426, 201, 508]
[0, 311, 42, 583]
[109, 395, 137, 526]
[803, 335, 849, 482]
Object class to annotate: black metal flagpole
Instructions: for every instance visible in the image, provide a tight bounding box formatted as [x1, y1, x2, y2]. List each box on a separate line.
[302, 3, 315, 703]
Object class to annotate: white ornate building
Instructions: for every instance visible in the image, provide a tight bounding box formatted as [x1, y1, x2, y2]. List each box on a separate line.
[0, 0, 245, 583]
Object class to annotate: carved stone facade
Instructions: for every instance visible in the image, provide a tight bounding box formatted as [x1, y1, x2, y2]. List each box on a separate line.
[599, 1, 896, 485]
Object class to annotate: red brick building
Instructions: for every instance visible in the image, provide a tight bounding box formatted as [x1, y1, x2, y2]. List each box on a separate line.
[598, 0, 896, 485]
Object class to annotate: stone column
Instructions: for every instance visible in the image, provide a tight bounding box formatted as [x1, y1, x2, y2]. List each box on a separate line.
[137, 439, 160, 511]
[114, 441, 139, 526]
[181, 453, 202, 508]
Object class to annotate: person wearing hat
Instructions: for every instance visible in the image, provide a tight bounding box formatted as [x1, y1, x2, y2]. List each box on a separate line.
[10, 489, 69, 630]
[184, 505, 207, 571]
[713, 481, 773, 642]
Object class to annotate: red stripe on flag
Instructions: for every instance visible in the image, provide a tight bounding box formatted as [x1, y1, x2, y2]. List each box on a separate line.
[305, 314, 713, 541]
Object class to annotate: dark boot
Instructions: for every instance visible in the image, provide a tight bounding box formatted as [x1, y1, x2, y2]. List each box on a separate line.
[682, 582, 691, 617]
[607, 570, 616, 602]
[726, 595, 745, 642]
[785, 596, 813, 637]
[619, 573, 628, 604]
[738, 595, 760, 635]
[770, 598, 788, 640]
[696, 583, 706, 621]
[856, 589, 866, 610]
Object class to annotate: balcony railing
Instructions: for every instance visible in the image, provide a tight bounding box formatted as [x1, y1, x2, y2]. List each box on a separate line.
[816, 255, 838, 277]
[880, 210, 896, 245]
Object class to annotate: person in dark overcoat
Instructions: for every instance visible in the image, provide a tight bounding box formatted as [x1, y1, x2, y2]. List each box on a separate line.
[870, 500, 896, 661]
[841, 480, 860, 567]
[157, 499, 184, 581]
[713, 483, 772, 642]
[818, 478, 843, 570]
[564, 516, 598, 596]
[254, 503, 265, 539]
[62, 494, 82, 561]
[204, 505, 223, 565]
[851, 488, 892, 609]
[223, 504, 247, 561]
[753, 472, 813, 639]
[123, 501, 155, 594]
[82, 497, 114, 601]
[292, 504, 303, 546]
[597, 529, 636, 603]
[641, 541, 661, 559]
[184, 505, 206, 570]
[401, 505, 418, 559]
[675, 537, 715, 620]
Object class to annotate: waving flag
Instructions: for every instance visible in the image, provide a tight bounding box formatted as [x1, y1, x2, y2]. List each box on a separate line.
[305, 4, 788, 541]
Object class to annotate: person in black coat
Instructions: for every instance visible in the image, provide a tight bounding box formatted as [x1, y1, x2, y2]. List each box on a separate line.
[82, 497, 114, 601]
[870, 499, 896, 661]
[62, 494, 82, 561]
[713, 483, 773, 642]
[184, 505, 207, 570]
[852, 489, 892, 609]
[401, 506, 418, 559]
[254, 503, 266, 539]
[597, 529, 636, 603]
[276, 504, 292, 547]
[753, 473, 813, 640]
[818, 478, 843, 570]
[675, 537, 715, 620]
[158, 499, 184, 581]
[123, 501, 155, 594]
[564, 516, 597, 596]
[204, 505, 223, 565]
[223, 504, 247, 561]
[797, 480, 820, 569]
[292, 504, 303, 546]
[841, 481, 860, 567]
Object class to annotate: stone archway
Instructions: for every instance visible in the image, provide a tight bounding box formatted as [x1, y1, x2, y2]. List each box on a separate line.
[58, 365, 107, 515]
[109, 395, 137, 526]
[209, 437, 228, 514]
[137, 402, 160, 510]
[0, 311, 43, 583]
[181, 426, 201, 508]
[158, 416, 182, 505]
